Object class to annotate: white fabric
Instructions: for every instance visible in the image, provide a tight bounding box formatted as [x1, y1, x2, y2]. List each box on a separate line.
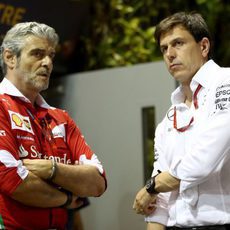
[78, 154, 104, 174]
[146, 60, 230, 227]
[0, 78, 51, 109]
[0, 150, 29, 179]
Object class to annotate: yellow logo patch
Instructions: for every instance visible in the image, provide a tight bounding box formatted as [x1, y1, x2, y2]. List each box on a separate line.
[9, 110, 34, 134]
[12, 113, 23, 127]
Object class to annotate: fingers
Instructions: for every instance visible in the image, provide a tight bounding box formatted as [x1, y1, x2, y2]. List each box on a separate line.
[66, 196, 84, 209]
[75, 198, 84, 208]
[133, 192, 157, 215]
[133, 205, 145, 214]
[133, 201, 156, 215]
[144, 204, 156, 215]
[133, 198, 148, 215]
[133, 198, 143, 214]
[136, 208, 145, 215]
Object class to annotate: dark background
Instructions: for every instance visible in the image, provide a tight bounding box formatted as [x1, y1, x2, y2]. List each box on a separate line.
[0, 0, 91, 78]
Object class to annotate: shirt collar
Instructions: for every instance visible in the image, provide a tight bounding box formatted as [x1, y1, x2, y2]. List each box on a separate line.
[0, 78, 51, 109]
[191, 59, 220, 90]
[171, 60, 220, 105]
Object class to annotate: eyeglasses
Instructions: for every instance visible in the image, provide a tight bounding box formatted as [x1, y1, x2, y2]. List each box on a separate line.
[173, 84, 202, 132]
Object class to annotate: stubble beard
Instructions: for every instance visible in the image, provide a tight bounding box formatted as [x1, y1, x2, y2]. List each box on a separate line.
[23, 71, 50, 93]
[31, 75, 50, 92]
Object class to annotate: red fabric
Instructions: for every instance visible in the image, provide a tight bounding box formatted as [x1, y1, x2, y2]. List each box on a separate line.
[0, 94, 106, 229]
[173, 84, 202, 132]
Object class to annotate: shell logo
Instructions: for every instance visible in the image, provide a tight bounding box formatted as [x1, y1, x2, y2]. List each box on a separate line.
[12, 114, 23, 127]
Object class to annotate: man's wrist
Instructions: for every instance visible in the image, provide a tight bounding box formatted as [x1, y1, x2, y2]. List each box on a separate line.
[145, 174, 160, 195]
[47, 158, 57, 181]
[60, 190, 73, 208]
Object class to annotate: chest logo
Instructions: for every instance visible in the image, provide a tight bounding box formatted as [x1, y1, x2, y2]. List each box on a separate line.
[9, 110, 34, 134]
[18, 144, 29, 158]
[52, 124, 66, 141]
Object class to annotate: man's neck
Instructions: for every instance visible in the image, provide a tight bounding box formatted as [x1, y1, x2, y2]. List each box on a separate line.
[182, 84, 193, 107]
[5, 76, 38, 105]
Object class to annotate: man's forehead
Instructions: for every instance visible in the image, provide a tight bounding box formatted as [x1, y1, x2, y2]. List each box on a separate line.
[22, 35, 56, 52]
[159, 26, 191, 45]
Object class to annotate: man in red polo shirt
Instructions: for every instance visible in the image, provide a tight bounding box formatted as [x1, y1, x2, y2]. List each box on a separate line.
[0, 21, 106, 229]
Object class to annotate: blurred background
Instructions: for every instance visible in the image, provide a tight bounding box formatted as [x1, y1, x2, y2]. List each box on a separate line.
[1, 0, 230, 229]
[1, 0, 229, 77]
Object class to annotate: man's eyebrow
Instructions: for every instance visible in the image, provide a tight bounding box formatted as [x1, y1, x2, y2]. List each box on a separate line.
[29, 48, 56, 55]
[161, 37, 185, 46]
[29, 48, 45, 52]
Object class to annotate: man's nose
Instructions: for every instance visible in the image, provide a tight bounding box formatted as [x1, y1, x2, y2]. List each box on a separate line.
[166, 46, 176, 60]
[42, 55, 53, 67]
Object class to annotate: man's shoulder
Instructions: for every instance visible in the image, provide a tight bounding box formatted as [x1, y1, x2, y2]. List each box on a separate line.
[0, 94, 15, 107]
[216, 67, 230, 84]
[218, 63, 230, 70]
[48, 107, 70, 121]
[220, 67, 230, 75]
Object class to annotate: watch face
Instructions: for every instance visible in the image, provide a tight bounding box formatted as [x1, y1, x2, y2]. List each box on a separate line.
[146, 178, 154, 193]
[146, 177, 158, 194]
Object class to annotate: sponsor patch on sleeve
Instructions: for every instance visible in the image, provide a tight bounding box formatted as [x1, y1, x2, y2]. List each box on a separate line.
[52, 124, 66, 141]
[214, 84, 230, 111]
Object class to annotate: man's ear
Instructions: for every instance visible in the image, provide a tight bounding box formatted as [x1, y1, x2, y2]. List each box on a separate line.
[200, 37, 210, 58]
[3, 49, 17, 69]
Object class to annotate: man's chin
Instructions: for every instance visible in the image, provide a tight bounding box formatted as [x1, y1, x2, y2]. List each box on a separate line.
[35, 82, 49, 93]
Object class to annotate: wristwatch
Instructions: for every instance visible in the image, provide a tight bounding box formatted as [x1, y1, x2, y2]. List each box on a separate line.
[145, 176, 159, 194]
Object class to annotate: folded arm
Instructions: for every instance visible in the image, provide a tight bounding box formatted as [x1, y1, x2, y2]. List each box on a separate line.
[23, 158, 106, 197]
[11, 171, 67, 207]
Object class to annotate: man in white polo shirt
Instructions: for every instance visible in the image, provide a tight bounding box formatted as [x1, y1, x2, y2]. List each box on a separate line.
[133, 11, 230, 230]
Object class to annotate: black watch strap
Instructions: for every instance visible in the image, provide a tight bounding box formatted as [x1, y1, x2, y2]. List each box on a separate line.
[145, 175, 159, 194]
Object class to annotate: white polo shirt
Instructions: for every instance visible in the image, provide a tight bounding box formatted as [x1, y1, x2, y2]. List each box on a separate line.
[146, 60, 230, 227]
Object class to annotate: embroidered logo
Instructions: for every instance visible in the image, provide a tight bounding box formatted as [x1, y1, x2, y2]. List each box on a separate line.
[167, 108, 174, 121]
[0, 130, 6, 136]
[12, 114, 23, 127]
[52, 124, 66, 141]
[18, 144, 29, 158]
[215, 84, 230, 111]
[9, 110, 34, 134]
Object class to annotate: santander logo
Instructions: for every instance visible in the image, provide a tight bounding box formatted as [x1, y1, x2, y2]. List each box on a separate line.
[19, 144, 72, 164]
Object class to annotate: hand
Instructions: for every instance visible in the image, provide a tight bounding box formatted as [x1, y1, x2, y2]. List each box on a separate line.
[133, 187, 157, 215]
[147, 222, 166, 230]
[66, 195, 85, 209]
[23, 159, 52, 180]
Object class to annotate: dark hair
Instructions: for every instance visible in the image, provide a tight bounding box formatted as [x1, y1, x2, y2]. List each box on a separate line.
[154, 11, 213, 58]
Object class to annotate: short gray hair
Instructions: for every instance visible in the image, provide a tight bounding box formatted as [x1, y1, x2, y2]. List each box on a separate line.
[0, 21, 59, 76]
